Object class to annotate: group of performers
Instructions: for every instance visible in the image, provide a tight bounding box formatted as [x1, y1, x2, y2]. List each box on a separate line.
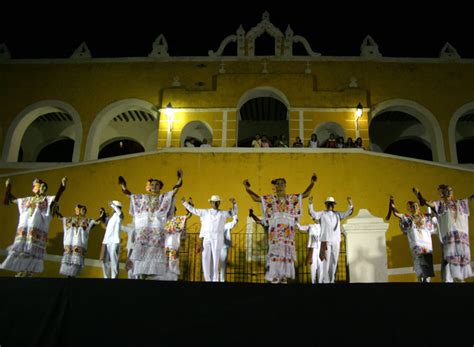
[0, 171, 472, 283]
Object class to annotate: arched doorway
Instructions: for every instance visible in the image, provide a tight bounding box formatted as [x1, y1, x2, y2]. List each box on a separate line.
[384, 138, 433, 161]
[2, 100, 82, 163]
[85, 99, 157, 160]
[456, 137, 474, 164]
[314, 122, 346, 147]
[369, 100, 444, 161]
[36, 138, 75, 162]
[180, 121, 213, 147]
[237, 87, 289, 147]
[98, 138, 145, 159]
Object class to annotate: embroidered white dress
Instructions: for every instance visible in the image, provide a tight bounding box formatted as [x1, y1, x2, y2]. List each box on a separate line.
[129, 191, 175, 276]
[433, 199, 472, 281]
[261, 194, 302, 281]
[1, 195, 55, 273]
[59, 216, 95, 276]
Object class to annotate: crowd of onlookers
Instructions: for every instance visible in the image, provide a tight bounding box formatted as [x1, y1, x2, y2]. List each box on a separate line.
[183, 133, 365, 149]
[251, 133, 365, 149]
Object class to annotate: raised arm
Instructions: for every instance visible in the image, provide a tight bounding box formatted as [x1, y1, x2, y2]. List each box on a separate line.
[338, 197, 354, 219]
[385, 196, 403, 220]
[228, 197, 238, 217]
[412, 187, 435, 209]
[50, 177, 67, 211]
[249, 208, 263, 226]
[94, 208, 107, 225]
[3, 178, 17, 205]
[172, 169, 183, 197]
[308, 197, 323, 220]
[301, 173, 317, 199]
[181, 197, 204, 217]
[243, 179, 261, 202]
[118, 176, 132, 196]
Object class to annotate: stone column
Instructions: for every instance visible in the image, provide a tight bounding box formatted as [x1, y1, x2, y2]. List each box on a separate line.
[342, 209, 389, 282]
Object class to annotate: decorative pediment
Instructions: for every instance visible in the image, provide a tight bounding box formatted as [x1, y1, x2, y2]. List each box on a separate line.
[149, 34, 170, 57]
[70, 42, 92, 59]
[439, 42, 460, 60]
[209, 11, 321, 57]
[360, 35, 382, 58]
[0, 43, 11, 60]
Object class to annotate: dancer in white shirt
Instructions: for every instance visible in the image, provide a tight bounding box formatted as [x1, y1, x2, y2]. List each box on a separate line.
[309, 196, 353, 283]
[182, 196, 236, 282]
[219, 212, 238, 282]
[100, 200, 123, 279]
[297, 196, 322, 284]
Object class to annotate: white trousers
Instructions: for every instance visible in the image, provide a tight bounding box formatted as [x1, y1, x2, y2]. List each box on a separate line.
[219, 246, 230, 282]
[310, 246, 323, 284]
[320, 241, 340, 283]
[102, 243, 119, 279]
[202, 238, 223, 282]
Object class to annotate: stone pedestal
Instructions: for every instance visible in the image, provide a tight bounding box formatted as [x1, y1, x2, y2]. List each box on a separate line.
[343, 209, 389, 282]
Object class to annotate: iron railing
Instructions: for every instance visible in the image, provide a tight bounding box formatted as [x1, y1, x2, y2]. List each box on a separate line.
[178, 221, 348, 283]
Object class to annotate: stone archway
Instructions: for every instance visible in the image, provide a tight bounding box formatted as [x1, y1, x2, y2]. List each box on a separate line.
[180, 120, 213, 147]
[369, 99, 445, 162]
[449, 102, 474, 164]
[236, 87, 290, 147]
[84, 99, 157, 161]
[2, 100, 82, 163]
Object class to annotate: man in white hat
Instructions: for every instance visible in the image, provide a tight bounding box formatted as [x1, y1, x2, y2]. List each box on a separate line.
[182, 195, 237, 282]
[309, 195, 353, 283]
[100, 200, 124, 279]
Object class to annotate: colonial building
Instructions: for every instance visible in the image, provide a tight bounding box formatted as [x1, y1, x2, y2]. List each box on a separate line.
[1, 12, 473, 282]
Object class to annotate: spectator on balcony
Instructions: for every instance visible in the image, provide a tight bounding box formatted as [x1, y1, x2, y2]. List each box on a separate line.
[325, 133, 337, 148]
[200, 138, 212, 148]
[184, 138, 195, 147]
[308, 133, 319, 148]
[261, 135, 272, 148]
[354, 137, 365, 149]
[251, 134, 262, 148]
[277, 134, 289, 148]
[336, 136, 345, 148]
[292, 137, 303, 148]
[345, 137, 355, 148]
[243, 173, 317, 284]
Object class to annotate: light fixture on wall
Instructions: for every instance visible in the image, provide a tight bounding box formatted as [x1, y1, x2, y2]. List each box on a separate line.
[355, 102, 363, 138]
[165, 102, 175, 132]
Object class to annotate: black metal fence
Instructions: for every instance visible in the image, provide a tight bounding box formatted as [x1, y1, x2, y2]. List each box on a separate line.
[178, 221, 348, 283]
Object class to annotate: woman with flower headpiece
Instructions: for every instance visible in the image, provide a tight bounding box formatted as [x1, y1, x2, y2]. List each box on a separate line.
[1, 176, 67, 277]
[55, 204, 105, 278]
[413, 185, 474, 282]
[243, 173, 317, 284]
[386, 196, 436, 282]
[118, 170, 183, 279]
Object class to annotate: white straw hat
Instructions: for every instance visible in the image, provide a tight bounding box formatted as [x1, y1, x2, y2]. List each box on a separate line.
[111, 200, 122, 208]
[208, 195, 221, 202]
[325, 196, 336, 204]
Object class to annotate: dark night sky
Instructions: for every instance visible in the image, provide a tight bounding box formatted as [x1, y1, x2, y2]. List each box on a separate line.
[1, 2, 473, 59]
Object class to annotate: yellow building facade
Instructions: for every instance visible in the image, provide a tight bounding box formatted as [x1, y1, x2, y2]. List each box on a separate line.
[0, 13, 473, 281]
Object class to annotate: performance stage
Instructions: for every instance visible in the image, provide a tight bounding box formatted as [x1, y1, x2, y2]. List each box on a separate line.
[0, 278, 472, 346]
